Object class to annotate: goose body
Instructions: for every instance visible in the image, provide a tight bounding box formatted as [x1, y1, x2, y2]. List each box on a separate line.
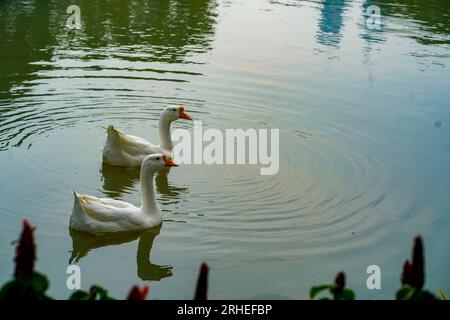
[70, 154, 178, 234]
[102, 105, 192, 167]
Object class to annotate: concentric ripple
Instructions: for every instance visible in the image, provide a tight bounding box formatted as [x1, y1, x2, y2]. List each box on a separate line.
[1, 0, 449, 299]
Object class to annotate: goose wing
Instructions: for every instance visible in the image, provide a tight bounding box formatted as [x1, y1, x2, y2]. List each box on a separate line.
[119, 132, 161, 156]
[76, 194, 140, 223]
[106, 126, 161, 157]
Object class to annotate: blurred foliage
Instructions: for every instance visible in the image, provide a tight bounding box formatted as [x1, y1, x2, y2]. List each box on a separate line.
[0, 220, 52, 300]
[69, 285, 115, 300]
[395, 236, 440, 300]
[438, 288, 447, 300]
[0, 220, 446, 300]
[0, 220, 149, 300]
[310, 272, 355, 300]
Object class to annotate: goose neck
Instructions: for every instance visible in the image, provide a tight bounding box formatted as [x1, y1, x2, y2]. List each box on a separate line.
[159, 117, 173, 151]
[140, 168, 161, 217]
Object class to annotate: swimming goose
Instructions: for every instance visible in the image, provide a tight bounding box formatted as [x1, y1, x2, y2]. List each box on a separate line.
[103, 105, 192, 167]
[70, 154, 178, 234]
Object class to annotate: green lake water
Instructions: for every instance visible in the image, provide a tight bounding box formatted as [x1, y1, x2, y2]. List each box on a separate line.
[0, 0, 449, 299]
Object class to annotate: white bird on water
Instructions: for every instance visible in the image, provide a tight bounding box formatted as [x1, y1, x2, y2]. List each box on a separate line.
[70, 154, 178, 235]
[102, 105, 192, 167]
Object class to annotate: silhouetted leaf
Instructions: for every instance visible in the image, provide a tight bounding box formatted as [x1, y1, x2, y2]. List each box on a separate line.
[411, 290, 438, 300]
[69, 290, 90, 300]
[396, 285, 415, 300]
[438, 288, 447, 300]
[90, 285, 111, 300]
[309, 285, 331, 299]
[0, 279, 41, 300]
[339, 288, 355, 300]
[31, 272, 49, 293]
[0, 280, 19, 299]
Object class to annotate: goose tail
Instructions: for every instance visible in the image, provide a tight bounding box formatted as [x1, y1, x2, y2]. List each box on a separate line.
[72, 191, 84, 216]
[106, 124, 119, 137]
[105, 125, 123, 146]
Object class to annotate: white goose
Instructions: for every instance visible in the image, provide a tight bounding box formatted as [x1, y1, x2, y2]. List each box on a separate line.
[103, 105, 192, 167]
[70, 154, 178, 234]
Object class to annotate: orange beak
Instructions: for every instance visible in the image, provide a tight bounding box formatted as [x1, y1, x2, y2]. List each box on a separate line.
[163, 155, 178, 167]
[179, 105, 193, 121]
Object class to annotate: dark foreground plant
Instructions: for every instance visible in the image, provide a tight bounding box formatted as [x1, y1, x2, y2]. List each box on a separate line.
[194, 262, 209, 300]
[0, 220, 446, 300]
[310, 271, 355, 300]
[0, 219, 151, 300]
[68, 284, 148, 300]
[396, 236, 440, 300]
[0, 220, 51, 300]
[309, 235, 445, 300]
[69, 285, 115, 300]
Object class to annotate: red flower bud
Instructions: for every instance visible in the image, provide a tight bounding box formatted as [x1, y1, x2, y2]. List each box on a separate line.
[335, 272, 346, 288]
[127, 285, 149, 300]
[194, 262, 209, 300]
[334, 272, 346, 294]
[401, 259, 412, 285]
[411, 236, 424, 290]
[14, 219, 36, 279]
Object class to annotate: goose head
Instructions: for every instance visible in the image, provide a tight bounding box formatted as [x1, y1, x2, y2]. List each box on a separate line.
[142, 154, 178, 173]
[161, 105, 193, 122]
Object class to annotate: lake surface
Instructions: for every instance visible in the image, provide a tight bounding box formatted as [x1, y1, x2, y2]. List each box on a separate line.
[0, 0, 449, 299]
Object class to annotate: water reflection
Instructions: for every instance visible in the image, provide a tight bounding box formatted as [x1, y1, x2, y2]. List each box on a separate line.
[56, 0, 217, 61]
[100, 163, 140, 198]
[0, 0, 217, 150]
[359, 0, 386, 44]
[69, 225, 172, 281]
[0, 0, 55, 94]
[375, 0, 450, 45]
[136, 228, 173, 281]
[155, 167, 188, 200]
[101, 164, 187, 200]
[312, 0, 450, 47]
[316, 0, 350, 47]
